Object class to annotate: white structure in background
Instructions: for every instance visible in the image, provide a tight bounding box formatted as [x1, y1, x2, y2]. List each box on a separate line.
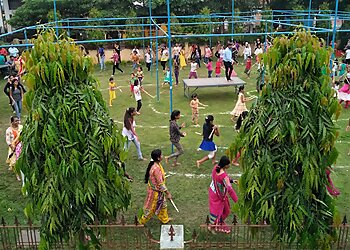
[0, 0, 23, 33]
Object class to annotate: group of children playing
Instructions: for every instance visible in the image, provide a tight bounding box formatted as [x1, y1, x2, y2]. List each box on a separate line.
[185, 55, 252, 80]
[109, 66, 147, 115]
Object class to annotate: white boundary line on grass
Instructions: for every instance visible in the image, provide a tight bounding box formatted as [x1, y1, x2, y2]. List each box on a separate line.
[164, 165, 350, 180]
[166, 171, 242, 179]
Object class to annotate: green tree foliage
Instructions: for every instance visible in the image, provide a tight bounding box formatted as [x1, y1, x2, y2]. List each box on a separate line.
[8, 0, 133, 28]
[17, 30, 131, 248]
[230, 30, 341, 247]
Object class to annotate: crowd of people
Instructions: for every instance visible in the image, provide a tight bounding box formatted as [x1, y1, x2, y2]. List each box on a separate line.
[2, 38, 350, 234]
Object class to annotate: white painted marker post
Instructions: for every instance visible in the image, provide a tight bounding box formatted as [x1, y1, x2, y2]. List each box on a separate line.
[160, 225, 184, 250]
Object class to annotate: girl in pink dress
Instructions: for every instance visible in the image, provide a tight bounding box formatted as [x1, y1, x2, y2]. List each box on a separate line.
[338, 78, 350, 108]
[208, 156, 238, 233]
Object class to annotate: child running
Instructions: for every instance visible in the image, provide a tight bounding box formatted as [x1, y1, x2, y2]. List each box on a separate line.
[204, 58, 213, 78]
[133, 79, 145, 114]
[165, 110, 186, 167]
[215, 59, 223, 77]
[108, 77, 117, 106]
[244, 56, 252, 78]
[129, 73, 137, 98]
[137, 66, 144, 85]
[196, 115, 219, 168]
[162, 67, 171, 87]
[190, 93, 207, 125]
[174, 61, 180, 86]
[189, 60, 198, 79]
[230, 86, 255, 121]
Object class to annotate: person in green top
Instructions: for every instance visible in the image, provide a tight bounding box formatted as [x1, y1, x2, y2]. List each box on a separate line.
[339, 59, 347, 81]
[0, 54, 5, 65]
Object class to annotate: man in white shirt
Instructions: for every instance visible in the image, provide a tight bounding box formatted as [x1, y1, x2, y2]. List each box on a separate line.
[223, 43, 233, 81]
[8, 45, 19, 57]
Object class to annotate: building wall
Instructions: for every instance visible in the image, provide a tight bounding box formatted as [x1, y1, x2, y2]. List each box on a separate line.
[1, 0, 23, 33]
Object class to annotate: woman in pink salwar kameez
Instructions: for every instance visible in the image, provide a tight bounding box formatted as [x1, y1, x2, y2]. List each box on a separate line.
[208, 156, 238, 233]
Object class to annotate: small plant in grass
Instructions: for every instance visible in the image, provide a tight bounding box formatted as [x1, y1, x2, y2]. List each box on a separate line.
[229, 30, 341, 247]
[17, 30, 131, 249]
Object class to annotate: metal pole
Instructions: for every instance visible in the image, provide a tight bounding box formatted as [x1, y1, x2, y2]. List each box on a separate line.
[231, 0, 234, 40]
[271, 10, 274, 32]
[67, 19, 70, 37]
[53, 0, 59, 37]
[209, 16, 212, 48]
[149, 0, 153, 76]
[331, 0, 339, 64]
[24, 28, 29, 50]
[142, 19, 145, 55]
[166, 0, 173, 113]
[308, 0, 312, 28]
[260, 21, 268, 92]
[156, 28, 159, 102]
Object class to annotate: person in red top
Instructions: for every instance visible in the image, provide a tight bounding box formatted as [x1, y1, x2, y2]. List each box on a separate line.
[208, 155, 238, 234]
[0, 47, 8, 61]
[244, 55, 252, 78]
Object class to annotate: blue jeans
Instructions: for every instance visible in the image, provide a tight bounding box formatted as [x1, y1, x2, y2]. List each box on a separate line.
[125, 138, 143, 159]
[100, 55, 105, 70]
[13, 100, 22, 119]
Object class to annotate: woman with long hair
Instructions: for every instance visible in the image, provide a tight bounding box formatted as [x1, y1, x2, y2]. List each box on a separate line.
[208, 155, 238, 234]
[165, 110, 186, 167]
[139, 149, 172, 224]
[9, 78, 24, 119]
[196, 115, 219, 168]
[5, 116, 22, 181]
[230, 86, 254, 122]
[122, 107, 146, 160]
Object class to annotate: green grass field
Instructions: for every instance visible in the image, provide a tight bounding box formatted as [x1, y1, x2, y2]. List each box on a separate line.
[0, 60, 349, 240]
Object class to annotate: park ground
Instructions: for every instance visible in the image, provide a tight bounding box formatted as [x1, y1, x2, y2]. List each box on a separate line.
[0, 60, 349, 240]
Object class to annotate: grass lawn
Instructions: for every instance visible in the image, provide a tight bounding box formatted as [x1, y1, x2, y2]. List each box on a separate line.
[0, 59, 349, 240]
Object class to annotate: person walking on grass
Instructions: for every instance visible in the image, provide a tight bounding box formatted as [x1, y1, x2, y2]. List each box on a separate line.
[9, 78, 24, 119]
[122, 107, 146, 161]
[244, 56, 252, 78]
[6, 116, 22, 181]
[98, 45, 106, 71]
[160, 46, 169, 72]
[230, 86, 255, 122]
[131, 50, 140, 70]
[208, 155, 238, 234]
[165, 110, 186, 167]
[189, 60, 198, 79]
[190, 93, 207, 126]
[108, 77, 118, 107]
[139, 149, 173, 225]
[204, 58, 213, 78]
[111, 48, 123, 75]
[174, 61, 180, 86]
[136, 66, 144, 85]
[145, 49, 152, 71]
[133, 80, 145, 114]
[196, 115, 219, 168]
[162, 67, 171, 87]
